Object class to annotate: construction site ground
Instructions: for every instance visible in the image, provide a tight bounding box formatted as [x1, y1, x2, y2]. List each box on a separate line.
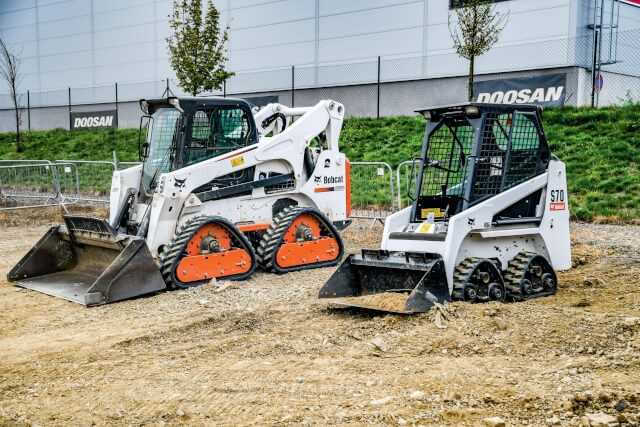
[0, 207, 639, 426]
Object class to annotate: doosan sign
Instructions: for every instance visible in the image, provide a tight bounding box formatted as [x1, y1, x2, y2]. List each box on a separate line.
[474, 74, 567, 107]
[70, 110, 118, 130]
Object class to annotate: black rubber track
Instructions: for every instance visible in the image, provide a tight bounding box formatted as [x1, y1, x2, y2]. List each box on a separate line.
[503, 252, 557, 301]
[451, 257, 506, 303]
[256, 206, 344, 274]
[159, 216, 257, 290]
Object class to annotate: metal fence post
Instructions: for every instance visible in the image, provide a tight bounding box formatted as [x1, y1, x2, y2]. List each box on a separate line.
[223, 79, 227, 98]
[27, 90, 31, 133]
[68, 87, 72, 131]
[591, 0, 599, 108]
[115, 82, 119, 127]
[377, 56, 381, 119]
[291, 65, 295, 107]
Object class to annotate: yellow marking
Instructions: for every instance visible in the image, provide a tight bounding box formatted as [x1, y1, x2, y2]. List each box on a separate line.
[231, 156, 245, 167]
[421, 208, 445, 219]
[416, 222, 435, 234]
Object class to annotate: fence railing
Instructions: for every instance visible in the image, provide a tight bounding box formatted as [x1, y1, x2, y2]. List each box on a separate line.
[1, 159, 414, 220]
[0, 161, 79, 210]
[350, 162, 396, 221]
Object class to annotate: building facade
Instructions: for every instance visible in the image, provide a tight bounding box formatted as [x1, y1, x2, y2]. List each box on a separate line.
[0, 0, 639, 129]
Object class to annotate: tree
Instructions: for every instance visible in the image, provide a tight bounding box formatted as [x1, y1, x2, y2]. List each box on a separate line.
[167, 0, 233, 96]
[449, 0, 508, 101]
[0, 37, 23, 152]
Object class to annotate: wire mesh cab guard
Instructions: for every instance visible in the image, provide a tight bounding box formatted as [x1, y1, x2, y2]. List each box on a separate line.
[412, 103, 550, 223]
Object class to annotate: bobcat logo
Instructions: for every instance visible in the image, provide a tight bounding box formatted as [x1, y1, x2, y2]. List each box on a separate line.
[174, 178, 187, 189]
[314, 175, 322, 184]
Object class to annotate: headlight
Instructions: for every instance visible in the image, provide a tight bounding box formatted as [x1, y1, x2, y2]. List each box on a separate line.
[465, 106, 481, 118]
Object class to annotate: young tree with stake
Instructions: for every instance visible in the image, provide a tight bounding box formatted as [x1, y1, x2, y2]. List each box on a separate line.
[0, 37, 23, 152]
[449, 0, 508, 101]
[167, 0, 233, 96]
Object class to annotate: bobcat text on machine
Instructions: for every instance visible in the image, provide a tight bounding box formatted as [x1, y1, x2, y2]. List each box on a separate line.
[8, 97, 351, 305]
[320, 103, 571, 314]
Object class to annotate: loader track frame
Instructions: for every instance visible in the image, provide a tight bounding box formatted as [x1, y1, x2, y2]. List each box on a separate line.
[256, 206, 344, 274]
[160, 216, 257, 289]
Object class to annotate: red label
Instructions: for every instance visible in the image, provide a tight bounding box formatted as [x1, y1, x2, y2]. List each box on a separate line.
[550, 202, 566, 211]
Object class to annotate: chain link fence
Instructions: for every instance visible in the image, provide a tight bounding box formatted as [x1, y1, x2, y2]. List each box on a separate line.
[3, 27, 640, 132]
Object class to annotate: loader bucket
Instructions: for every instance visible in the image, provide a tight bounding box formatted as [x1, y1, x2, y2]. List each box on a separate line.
[7, 216, 166, 306]
[319, 250, 450, 314]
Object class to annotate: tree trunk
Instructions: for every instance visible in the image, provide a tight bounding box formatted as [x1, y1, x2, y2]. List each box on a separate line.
[13, 98, 21, 152]
[468, 56, 475, 102]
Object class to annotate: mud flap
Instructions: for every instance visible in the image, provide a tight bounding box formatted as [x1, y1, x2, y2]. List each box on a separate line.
[318, 250, 450, 314]
[8, 223, 166, 306]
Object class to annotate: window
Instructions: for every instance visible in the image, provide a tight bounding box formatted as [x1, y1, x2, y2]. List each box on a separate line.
[142, 108, 182, 191]
[470, 110, 547, 203]
[503, 113, 545, 188]
[421, 120, 473, 198]
[183, 106, 252, 166]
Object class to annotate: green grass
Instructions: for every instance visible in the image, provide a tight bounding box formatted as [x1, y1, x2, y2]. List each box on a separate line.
[2, 104, 640, 221]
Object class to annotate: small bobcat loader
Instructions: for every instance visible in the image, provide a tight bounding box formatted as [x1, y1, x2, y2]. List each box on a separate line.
[8, 97, 350, 305]
[320, 103, 571, 314]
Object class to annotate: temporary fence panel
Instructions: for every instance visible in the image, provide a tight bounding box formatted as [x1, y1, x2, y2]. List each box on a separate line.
[349, 162, 396, 220]
[0, 161, 78, 210]
[56, 160, 116, 203]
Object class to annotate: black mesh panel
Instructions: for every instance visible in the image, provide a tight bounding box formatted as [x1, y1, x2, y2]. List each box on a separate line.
[421, 120, 473, 198]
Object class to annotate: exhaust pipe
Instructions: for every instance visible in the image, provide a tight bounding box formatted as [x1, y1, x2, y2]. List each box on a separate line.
[319, 250, 450, 314]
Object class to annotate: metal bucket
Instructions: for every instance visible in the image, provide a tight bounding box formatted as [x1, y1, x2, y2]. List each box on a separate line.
[319, 250, 450, 314]
[7, 216, 166, 306]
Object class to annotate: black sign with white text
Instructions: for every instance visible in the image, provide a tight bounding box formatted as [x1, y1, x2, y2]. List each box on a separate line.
[70, 110, 118, 130]
[474, 74, 567, 107]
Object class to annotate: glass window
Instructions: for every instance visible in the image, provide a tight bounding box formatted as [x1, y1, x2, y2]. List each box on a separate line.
[183, 107, 251, 166]
[142, 108, 181, 191]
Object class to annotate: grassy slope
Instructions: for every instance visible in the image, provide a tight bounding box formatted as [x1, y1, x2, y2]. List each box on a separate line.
[1, 105, 639, 220]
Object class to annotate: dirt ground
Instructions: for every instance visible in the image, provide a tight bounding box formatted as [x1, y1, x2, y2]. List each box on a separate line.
[0, 208, 639, 426]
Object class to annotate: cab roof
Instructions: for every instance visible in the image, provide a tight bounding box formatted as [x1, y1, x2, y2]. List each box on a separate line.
[415, 102, 542, 116]
[140, 96, 252, 114]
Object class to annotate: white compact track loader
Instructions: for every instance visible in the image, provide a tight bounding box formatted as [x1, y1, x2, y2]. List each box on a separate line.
[320, 103, 571, 314]
[8, 97, 351, 305]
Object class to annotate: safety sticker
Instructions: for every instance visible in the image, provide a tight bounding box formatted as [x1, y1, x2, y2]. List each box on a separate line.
[416, 222, 435, 234]
[231, 156, 245, 167]
[421, 208, 445, 219]
[550, 202, 566, 211]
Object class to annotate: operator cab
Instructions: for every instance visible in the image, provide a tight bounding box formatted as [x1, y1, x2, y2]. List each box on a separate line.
[410, 103, 551, 226]
[138, 97, 258, 194]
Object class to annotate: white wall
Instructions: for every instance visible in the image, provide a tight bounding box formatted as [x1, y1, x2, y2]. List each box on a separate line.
[1, 0, 638, 98]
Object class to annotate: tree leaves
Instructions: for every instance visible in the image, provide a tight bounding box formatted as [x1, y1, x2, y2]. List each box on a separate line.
[448, 0, 508, 61]
[167, 0, 233, 96]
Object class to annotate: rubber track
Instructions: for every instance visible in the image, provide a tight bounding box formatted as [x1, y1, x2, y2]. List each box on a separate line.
[159, 216, 257, 290]
[503, 252, 555, 301]
[256, 206, 344, 274]
[451, 257, 482, 301]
